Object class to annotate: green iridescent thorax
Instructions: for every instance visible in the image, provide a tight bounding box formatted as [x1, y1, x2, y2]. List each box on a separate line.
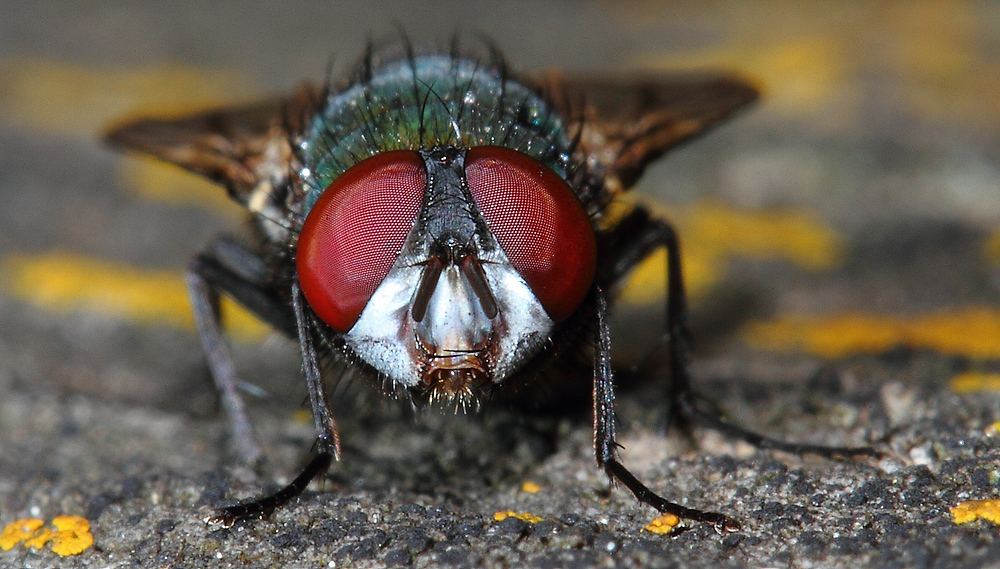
[300, 55, 573, 210]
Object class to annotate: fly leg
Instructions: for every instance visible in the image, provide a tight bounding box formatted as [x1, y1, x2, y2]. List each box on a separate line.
[600, 206, 877, 459]
[593, 290, 739, 532]
[597, 206, 693, 430]
[207, 279, 339, 526]
[187, 236, 297, 467]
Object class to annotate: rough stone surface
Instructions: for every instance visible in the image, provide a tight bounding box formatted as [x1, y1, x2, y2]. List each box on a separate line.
[2, 2, 999, 568]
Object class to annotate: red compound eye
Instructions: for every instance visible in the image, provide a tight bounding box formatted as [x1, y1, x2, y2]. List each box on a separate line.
[465, 146, 596, 322]
[297, 151, 426, 332]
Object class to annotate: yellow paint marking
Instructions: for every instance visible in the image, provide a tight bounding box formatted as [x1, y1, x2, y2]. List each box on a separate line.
[637, 35, 849, 117]
[0, 518, 44, 550]
[630, 0, 1000, 125]
[520, 481, 542, 494]
[985, 229, 1000, 265]
[1, 251, 269, 342]
[950, 372, 1000, 394]
[743, 307, 1000, 359]
[117, 156, 244, 217]
[621, 201, 844, 303]
[885, 0, 1000, 124]
[0, 59, 253, 137]
[0, 59, 255, 215]
[0, 59, 257, 216]
[0, 516, 92, 556]
[643, 513, 681, 535]
[682, 201, 844, 270]
[493, 511, 544, 524]
[952, 499, 1000, 525]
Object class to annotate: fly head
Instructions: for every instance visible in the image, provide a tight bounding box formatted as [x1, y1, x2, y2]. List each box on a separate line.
[294, 54, 598, 410]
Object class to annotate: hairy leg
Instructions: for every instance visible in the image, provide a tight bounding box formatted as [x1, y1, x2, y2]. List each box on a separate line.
[207, 279, 339, 526]
[186, 236, 295, 465]
[599, 207, 877, 458]
[593, 290, 739, 531]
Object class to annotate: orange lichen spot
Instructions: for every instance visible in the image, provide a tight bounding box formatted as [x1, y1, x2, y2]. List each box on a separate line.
[0, 516, 92, 556]
[0, 251, 269, 342]
[644, 513, 681, 535]
[744, 307, 1000, 359]
[23, 526, 55, 549]
[520, 481, 542, 494]
[951, 499, 1000, 525]
[621, 201, 844, 303]
[0, 518, 44, 550]
[47, 516, 94, 557]
[950, 372, 1000, 393]
[493, 511, 544, 524]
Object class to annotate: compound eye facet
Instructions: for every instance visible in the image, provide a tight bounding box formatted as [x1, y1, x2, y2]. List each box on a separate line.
[465, 146, 596, 322]
[297, 150, 426, 332]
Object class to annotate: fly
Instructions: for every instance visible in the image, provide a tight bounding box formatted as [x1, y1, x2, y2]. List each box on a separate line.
[105, 37, 877, 532]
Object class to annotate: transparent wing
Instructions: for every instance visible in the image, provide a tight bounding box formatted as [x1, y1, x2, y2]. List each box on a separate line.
[105, 70, 757, 201]
[532, 70, 759, 192]
[103, 83, 322, 206]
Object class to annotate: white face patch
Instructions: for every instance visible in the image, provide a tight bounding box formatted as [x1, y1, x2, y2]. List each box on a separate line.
[481, 263, 553, 381]
[342, 264, 423, 387]
[343, 256, 554, 392]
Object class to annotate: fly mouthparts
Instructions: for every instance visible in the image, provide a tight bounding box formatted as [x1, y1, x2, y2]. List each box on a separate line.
[425, 366, 486, 413]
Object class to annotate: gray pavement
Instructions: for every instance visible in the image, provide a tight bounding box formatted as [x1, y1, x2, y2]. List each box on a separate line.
[2, 1, 1000, 567]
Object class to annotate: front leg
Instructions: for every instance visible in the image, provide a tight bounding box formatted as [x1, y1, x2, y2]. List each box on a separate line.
[290, 279, 341, 460]
[597, 207, 693, 428]
[207, 279, 339, 526]
[593, 289, 739, 532]
[601, 206, 877, 458]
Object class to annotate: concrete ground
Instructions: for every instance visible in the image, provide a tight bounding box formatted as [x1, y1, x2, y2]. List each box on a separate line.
[2, 1, 1000, 567]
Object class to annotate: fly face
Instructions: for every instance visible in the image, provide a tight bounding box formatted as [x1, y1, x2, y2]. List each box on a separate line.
[297, 144, 595, 409]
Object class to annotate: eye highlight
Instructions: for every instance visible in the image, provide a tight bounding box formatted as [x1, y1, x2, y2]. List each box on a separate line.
[297, 150, 426, 332]
[465, 146, 596, 322]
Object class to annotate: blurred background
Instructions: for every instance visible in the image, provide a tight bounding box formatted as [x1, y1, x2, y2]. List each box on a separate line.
[2, 0, 998, 402]
[1, 1, 1000, 564]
